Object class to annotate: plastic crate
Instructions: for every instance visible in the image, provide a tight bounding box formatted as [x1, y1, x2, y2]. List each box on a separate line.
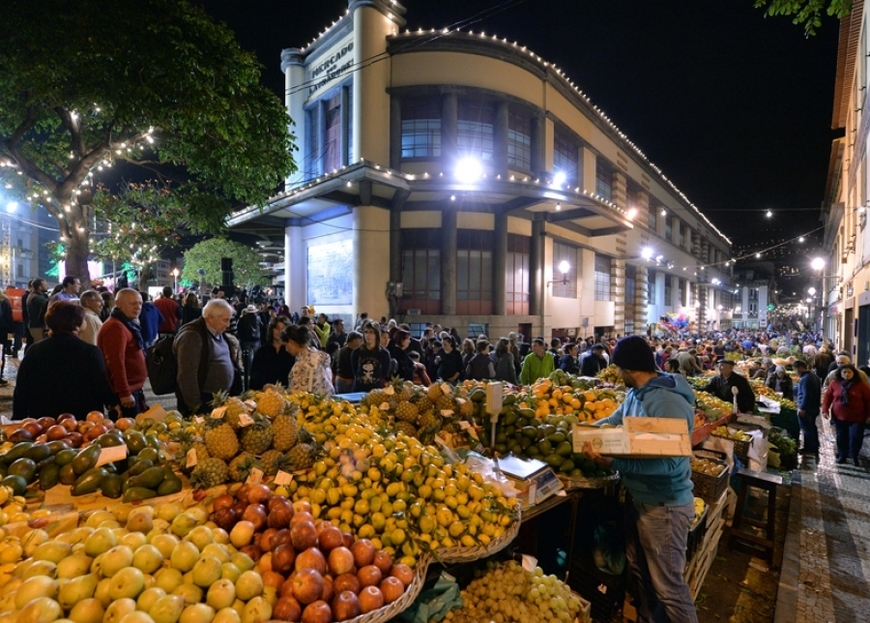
[691, 449, 730, 505]
[686, 503, 709, 562]
[568, 552, 625, 623]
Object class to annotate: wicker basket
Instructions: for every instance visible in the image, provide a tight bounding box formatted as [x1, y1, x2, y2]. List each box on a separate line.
[690, 450, 730, 504]
[558, 471, 620, 491]
[432, 509, 522, 564]
[343, 554, 430, 623]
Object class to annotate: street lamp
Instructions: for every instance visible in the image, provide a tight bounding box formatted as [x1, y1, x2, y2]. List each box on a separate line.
[172, 267, 179, 293]
[547, 261, 571, 287]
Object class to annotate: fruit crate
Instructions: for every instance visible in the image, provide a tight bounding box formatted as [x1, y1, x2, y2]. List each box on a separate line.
[685, 503, 709, 562]
[690, 449, 730, 505]
[568, 551, 625, 623]
[710, 424, 755, 461]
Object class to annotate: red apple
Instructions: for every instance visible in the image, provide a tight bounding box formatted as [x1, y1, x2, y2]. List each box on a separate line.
[333, 573, 361, 595]
[350, 539, 375, 568]
[357, 565, 382, 588]
[290, 520, 318, 551]
[380, 576, 405, 604]
[327, 547, 355, 577]
[295, 547, 327, 576]
[273, 595, 302, 622]
[292, 568, 324, 605]
[372, 550, 392, 575]
[272, 543, 297, 574]
[390, 563, 414, 588]
[358, 586, 384, 614]
[331, 591, 361, 621]
[301, 600, 332, 623]
[321, 575, 334, 603]
[318, 526, 344, 553]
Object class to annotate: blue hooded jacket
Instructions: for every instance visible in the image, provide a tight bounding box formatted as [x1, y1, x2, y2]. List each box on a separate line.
[596, 372, 695, 507]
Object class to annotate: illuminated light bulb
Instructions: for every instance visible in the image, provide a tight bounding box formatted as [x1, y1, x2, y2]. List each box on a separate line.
[450, 195, 456, 201]
[555, 202, 561, 211]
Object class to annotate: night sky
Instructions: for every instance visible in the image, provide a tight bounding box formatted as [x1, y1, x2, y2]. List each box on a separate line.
[201, 0, 840, 255]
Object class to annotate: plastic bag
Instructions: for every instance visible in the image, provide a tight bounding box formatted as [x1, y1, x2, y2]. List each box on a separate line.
[465, 453, 520, 497]
[400, 570, 463, 622]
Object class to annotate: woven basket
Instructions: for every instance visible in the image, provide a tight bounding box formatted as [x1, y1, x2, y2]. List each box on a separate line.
[558, 471, 620, 491]
[432, 508, 522, 564]
[343, 554, 430, 623]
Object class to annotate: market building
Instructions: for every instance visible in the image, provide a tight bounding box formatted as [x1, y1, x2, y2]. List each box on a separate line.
[229, 0, 733, 339]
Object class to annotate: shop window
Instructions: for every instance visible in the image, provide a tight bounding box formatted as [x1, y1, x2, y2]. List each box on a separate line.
[401, 98, 441, 159]
[596, 160, 612, 201]
[594, 254, 611, 301]
[457, 100, 494, 161]
[553, 126, 579, 185]
[507, 106, 532, 171]
[457, 230, 493, 315]
[401, 229, 442, 315]
[552, 242, 578, 298]
[506, 234, 530, 315]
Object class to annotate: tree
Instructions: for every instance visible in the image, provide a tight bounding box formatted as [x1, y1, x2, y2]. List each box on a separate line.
[755, 0, 853, 35]
[0, 0, 295, 285]
[182, 238, 269, 291]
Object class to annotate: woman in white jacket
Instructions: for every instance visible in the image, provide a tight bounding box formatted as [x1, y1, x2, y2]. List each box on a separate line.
[282, 324, 334, 397]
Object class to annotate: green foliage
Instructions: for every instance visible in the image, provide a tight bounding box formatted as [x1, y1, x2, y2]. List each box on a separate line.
[0, 0, 296, 281]
[754, 0, 853, 35]
[182, 238, 268, 289]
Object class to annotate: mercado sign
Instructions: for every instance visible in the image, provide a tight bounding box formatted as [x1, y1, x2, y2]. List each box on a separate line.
[307, 32, 354, 98]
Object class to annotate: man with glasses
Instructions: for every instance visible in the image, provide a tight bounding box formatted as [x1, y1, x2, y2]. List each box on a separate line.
[78, 290, 104, 345]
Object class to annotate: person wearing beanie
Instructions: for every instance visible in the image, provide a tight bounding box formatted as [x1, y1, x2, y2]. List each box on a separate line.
[582, 335, 698, 623]
[765, 365, 794, 400]
[701, 359, 755, 413]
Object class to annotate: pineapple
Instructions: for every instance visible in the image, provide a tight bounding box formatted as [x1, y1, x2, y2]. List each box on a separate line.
[204, 423, 239, 461]
[435, 393, 455, 414]
[395, 421, 417, 438]
[388, 377, 411, 406]
[228, 453, 261, 482]
[287, 444, 316, 471]
[260, 449, 283, 476]
[426, 383, 443, 403]
[412, 394, 433, 413]
[368, 389, 388, 408]
[191, 441, 210, 462]
[456, 397, 474, 418]
[272, 413, 299, 452]
[240, 416, 273, 455]
[189, 458, 228, 490]
[418, 410, 440, 430]
[394, 400, 419, 423]
[257, 389, 287, 419]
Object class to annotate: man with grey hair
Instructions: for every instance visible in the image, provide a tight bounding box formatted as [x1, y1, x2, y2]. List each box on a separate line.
[78, 290, 104, 345]
[97, 288, 147, 418]
[173, 298, 237, 415]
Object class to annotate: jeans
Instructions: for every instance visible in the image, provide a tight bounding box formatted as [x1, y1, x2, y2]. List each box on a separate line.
[625, 497, 698, 623]
[798, 411, 820, 453]
[832, 418, 866, 462]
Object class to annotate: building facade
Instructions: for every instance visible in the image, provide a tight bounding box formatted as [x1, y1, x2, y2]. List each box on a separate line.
[230, 0, 733, 339]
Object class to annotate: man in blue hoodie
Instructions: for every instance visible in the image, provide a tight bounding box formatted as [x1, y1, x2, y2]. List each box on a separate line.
[583, 335, 698, 623]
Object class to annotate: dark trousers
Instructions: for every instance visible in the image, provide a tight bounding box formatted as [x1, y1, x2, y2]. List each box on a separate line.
[110, 388, 148, 420]
[798, 411, 820, 454]
[833, 418, 866, 462]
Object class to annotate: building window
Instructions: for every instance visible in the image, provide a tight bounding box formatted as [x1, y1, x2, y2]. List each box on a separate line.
[401, 229, 441, 315]
[648, 269, 657, 304]
[401, 98, 441, 159]
[594, 254, 611, 301]
[624, 319, 635, 336]
[457, 230, 493, 315]
[678, 223, 685, 248]
[552, 242, 578, 298]
[457, 100, 494, 161]
[648, 205, 656, 230]
[304, 87, 351, 180]
[596, 160, 612, 201]
[676, 279, 684, 307]
[305, 106, 321, 180]
[506, 234, 529, 315]
[665, 219, 673, 242]
[323, 91, 342, 173]
[507, 106, 532, 171]
[553, 126, 579, 185]
[625, 264, 636, 305]
[664, 277, 672, 307]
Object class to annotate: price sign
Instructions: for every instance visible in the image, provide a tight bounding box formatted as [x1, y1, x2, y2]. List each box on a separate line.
[96, 445, 128, 467]
[211, 407, 227, 419]
[274, 471, 294, 485]
[246, 467, 264, 486]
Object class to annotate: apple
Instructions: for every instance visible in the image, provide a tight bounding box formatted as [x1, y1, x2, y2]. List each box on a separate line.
[292, 568, 324, 605]
[101, 545, 134, 578]
[317, 526, 343, 553]
[138, 587, 167, 612]
[170, 541, 201, 572]
[179, 603, 215, 623]
[290, 521, 318, 551]
[358, 586, 384, 614]
[350, 540, 375, 568]
[292, 500, 312, 515]
[241, 596, 271, 623]
[300, 600, 331, 623]
[331, 591, 361, 621]
[206, 579, 236, 610]
[380, 576, 405, 604]
[58, 572, 98, 609]
[321, 576, 334, 604]
[149, 595, 185, 623]
[333, 573, 360, 595]
[191, 556, 223, 588]
[270, 544, 296, 574]
[272, 596, 302, 622]
[234, 571, 264, 602]
[104, 598, 138, 623]
[68, 598, 105, 623]
[372, 550, 392, 575]
[357, 565, 382, 589]
[327, 547, 355, 577]
[17, 597, 63, 623]
[261, 570, 284, 591]
[109, 566, 146, 600]
[14, 576, 59, 610]
[295, 547, 327, 576]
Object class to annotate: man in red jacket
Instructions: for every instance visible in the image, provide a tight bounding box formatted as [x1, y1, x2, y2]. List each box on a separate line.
[154, 286, 182, 335]
[97, 288, 148, 418]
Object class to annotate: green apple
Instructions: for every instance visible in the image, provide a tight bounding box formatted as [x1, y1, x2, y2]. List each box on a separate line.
[137, 587, 167, 613]
[185, 527, 213, 552]
[154, 568, 184, 594]
[32, 541, 73, 564]
[211, 608, 240, 623]
[233, 571, 262, 602]
[68, 598, 105, 623]
[150, 534, 179, 559]
[240, 597, 270, 623]
[191, 556, 222, 588]
[170, 541, 200, 572]
[108, 566, 146, 601]
[179, 604, 214, 623]
[104, 599, 138, 623]
[133, 544, 165, 575]
[57, 555, 94, 579]
[84, 528, 117, 557]
[101, 545, 134, 578]
[15, 576, 59, 610]
[205, 579, 235, 611]
[118, 610, 157, 623]
[149, 595, 185, 623]
[16, 596, 62, 623]
[58, 574, 99, 610]
[171, 583, 204, 606]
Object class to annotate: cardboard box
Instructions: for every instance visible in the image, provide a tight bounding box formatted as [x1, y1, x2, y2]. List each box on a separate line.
[496, 455, 563, 509]
[572, 417, 692, 457]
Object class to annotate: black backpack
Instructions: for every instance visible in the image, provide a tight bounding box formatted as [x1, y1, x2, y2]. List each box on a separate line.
[146, 334, 178, 395]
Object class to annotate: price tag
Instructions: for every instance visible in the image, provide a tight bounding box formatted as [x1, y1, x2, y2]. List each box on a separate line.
[244, 400, 257, 410]
[459, 421, 479, 440]
[383, 385, 395, 396]
[379, 402, 391, 411]
[194, 416, 204, 424]
[186, 448, 198, 468]
[440, 409, 455, 417]
[521, 554, 538, 572]
[246, 467, 264, 486]
[441, 383, 452, 395]
[274, 470, 293, 485]
[238, 413, 255, 427]
[211, 407, 227, 419]
[96, 444, 128, 467]
[434, 435, 448, 447]
[138, 404, 167, 422]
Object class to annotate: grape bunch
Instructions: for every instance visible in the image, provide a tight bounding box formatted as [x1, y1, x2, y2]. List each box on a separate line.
[444, 560, 584, 623]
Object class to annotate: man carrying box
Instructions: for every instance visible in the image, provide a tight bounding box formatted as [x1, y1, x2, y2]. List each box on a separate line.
[583, 335, 698, 623]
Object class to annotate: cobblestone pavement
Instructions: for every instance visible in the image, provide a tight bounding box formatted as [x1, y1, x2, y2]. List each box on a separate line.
[777, 418, 870, 623]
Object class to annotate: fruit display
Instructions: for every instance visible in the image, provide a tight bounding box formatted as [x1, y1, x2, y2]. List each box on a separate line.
[595, 364, 624, 386]
[514, 376, 620, 422]
[693, 391, 733, 421]
[442, 560, 588, 623]
[691, 497, 706, 530]
[710, 426, 752, 443]
[690, 457, 726, 477]
[749, 381, 798, 411]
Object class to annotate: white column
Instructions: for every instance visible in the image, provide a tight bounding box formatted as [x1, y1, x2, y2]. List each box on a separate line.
[285, 224, 304, 309]
[353, 206, 391, 318]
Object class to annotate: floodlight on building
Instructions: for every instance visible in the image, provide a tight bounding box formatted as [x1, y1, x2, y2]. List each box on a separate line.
[552, 171, 567, 187]
[5, 201, 17, 214]
[660, 208, 667, 216]
[799, 236, 805, 243]
[811, 257, 825, 271]
[455, 157, 483, 182]
[558, 260, 570, 275]
[641, 247, 654, 260]
[765, 210, 772, 218]
[626, 207, 638, 220]
[808, 287, 816, 295]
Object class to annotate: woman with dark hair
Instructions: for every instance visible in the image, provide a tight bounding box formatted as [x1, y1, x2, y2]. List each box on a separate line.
[436, 335, 464, 384]
[460, 338, 476, 370]
[249, 315, 295, 390]
[181, 292, 202, 326]
[822, 364, 870, 465]
[351, 321, 392, 392]
[388, 329, 415, 382]
[282, 324, 333, 396]
[13, 301, 112, 419]
[100, 290, 115, 322]
[494, 338, 518, 384]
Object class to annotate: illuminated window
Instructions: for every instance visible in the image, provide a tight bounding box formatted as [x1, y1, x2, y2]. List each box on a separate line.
[594, 254, 611, 301]
[596, 160, 612, 201]
[553, 126, 579, 185]
[457, 230, 494, 315]
[507, 106, 532, 171]
[457, 100, 494, 161]
[506, 234, 530, 315]
[401, 99, 441, 159]
[552, 242, 578, 299]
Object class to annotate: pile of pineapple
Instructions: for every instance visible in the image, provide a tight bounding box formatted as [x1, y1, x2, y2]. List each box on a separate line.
[181, 388, 319, 491]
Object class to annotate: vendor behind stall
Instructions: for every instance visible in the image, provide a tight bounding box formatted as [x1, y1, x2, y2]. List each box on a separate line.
[582, 335, 698, 623]
[702, 359, 755, 413]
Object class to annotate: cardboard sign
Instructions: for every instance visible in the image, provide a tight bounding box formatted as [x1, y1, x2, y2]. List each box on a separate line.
[246, 467, 264, 486]
[96, 445, 128, 467]
[186, 448, 198, 468]
[274, 471, 293, 485]
[238, 413, 254, 427]
[211, 407, 227, 419]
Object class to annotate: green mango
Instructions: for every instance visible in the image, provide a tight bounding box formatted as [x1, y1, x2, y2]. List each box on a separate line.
[71, 444, 102, 475]
[38, 463, 61, 490]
